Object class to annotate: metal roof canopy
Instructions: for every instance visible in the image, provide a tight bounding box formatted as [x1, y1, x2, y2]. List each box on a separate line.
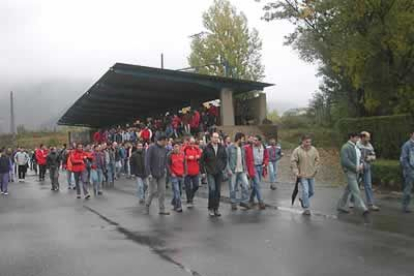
[58, 63, 273, 128]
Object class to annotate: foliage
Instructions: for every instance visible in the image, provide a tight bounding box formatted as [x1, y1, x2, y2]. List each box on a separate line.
[0, 131, 68, 150]
[280, 114, 311, 129]
[267, 108, 280, 123]
[16, 125, 27, 135]
[336, 114, 414, 159]
[371, 159, 403, 190]
[189, 0, 265, 87]
[277, 126, 337, 149]
[260, 0, 414, 123]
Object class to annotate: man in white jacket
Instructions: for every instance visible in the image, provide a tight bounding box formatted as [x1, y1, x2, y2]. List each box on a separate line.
[14, 148, 30, 182]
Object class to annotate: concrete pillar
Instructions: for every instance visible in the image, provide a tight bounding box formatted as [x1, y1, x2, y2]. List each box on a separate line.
[220, 88, 235, 126]
[258, 93, 267, 124]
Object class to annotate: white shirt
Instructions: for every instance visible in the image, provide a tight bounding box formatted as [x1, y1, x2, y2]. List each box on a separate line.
[235, 146, 243, 173]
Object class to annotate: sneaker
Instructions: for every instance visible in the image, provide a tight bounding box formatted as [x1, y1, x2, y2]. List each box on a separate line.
[76, 195, 81, 199]
[208, 209, 215, 217]
[231, 204, 238, 211]
[85, 194, 91, 200]
[362, 210, 370, 218]
[159, 211, 170, 216]
[270, 184, 277, 190]
[239, 202, 251, 210]
[176, 208, 183, 213]
[187, 202, 194, 209]
[97, 191, 103, 195]
[214, 210, 222, 217]
[302, 210, 311, 216]
[403, 208, 412, 214]
[3, 192, 8, 196]
[369, 205, 380, 212]
[259, 202, 266, 210]
[337, 208, 350, 214]
[138, 199, 145, 205]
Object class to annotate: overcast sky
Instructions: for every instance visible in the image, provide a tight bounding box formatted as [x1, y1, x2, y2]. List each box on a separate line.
[0, 0, 319, 108]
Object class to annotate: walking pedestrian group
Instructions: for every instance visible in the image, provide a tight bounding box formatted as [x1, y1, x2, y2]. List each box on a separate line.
[1, 121, 413, 218]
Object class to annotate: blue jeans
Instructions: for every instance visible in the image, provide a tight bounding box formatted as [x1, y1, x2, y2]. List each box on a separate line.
[229, 172, 249, 204]
[250, 165, 263, 203]
[268, 161, 279, 183]
[350, 168, 375, 206]
[403, 170, 414, 210]
[207, 173, 222, 210]
[74, 170, 89, 196]
[66, 170, 74, 188]
[184, 175, 199, 203]
[91, 169, 103, 193]
[106, 163, 115, 183]
[136, 177, 147, 201]
[300, 178, 315, 209]
[171, 176, 183, 210]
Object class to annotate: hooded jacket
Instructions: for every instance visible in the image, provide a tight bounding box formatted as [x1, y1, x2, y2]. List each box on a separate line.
[183, 145, 202, 176]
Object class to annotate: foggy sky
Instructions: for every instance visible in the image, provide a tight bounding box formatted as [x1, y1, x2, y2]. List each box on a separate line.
[0, 0, 319, 130]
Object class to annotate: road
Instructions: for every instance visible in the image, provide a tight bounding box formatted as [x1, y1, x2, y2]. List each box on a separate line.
[1, 173, 413, 276]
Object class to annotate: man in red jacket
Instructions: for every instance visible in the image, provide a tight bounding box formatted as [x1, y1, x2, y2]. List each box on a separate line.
[168, 142, 185, 212]
[184, 137, 202, 208]
[244, 135, 269, 210]
[70, 144, 90, 199]
[35, 144, 48, 181]
[190, 110, 201, 136]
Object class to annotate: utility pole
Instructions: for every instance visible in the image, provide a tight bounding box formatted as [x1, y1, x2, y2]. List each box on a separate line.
[10, 91, 15, 137]
[161, 53, 164, 69]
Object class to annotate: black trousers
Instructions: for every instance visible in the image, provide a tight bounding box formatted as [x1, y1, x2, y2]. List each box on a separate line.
[207, 173, 222, 210]
[39, 165, 47, 180]
[18, 165, 27, 179]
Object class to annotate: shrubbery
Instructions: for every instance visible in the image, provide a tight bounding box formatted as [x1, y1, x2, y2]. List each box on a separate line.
[371, 159, 403, 191]
[336, 114, 414, 159]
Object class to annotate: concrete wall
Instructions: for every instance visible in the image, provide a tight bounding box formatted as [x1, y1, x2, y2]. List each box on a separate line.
[235, 93, 267, 125]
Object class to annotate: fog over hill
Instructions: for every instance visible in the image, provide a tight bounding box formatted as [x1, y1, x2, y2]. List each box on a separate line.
[0, 78, 92, 133]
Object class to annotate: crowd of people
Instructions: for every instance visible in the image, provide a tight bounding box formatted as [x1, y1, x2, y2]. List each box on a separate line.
[1, 127, 414, 217]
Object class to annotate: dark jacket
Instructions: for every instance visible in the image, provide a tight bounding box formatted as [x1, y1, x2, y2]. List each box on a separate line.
[47, 152, 61, 169]
[200, 143, 227, 175]
[145, 143, 167, 178]
[401, 139, 414, 173]
[0, 154, 11, 174]
[130, 150, 147, 178]
[227, 144, 247, 173]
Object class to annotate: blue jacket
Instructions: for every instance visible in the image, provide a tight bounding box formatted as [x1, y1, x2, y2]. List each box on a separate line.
[400, 139, 414, 173]
[267, 144, 282, 162]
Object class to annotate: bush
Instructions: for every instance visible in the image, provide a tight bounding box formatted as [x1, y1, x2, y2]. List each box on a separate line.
[336, 114, 414, 159]
[371, 159, 403, 191]
[280, 115, 312, 129]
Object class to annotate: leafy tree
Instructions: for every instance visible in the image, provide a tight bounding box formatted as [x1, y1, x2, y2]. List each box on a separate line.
[267, 108, 280, 123]
[188, 0, 265, 82]
[260, 0, 414, 120]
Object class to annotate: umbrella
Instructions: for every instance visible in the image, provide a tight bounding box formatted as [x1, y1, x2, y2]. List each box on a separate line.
[291, 178, 301, 206]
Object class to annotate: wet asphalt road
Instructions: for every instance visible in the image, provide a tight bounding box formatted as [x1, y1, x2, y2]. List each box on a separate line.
[1, 174, 414, 276]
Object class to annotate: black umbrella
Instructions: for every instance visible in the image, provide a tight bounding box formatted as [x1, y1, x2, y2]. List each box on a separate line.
[291, 178, 301, 206]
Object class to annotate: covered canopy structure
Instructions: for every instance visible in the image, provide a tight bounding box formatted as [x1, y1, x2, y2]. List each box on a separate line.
[58, 63, 273, 128]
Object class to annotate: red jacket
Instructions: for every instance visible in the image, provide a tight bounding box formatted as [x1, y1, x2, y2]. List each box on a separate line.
[70, 150, 87, 172]
[172, 115, 181, 129]
[168, 152, 185, 177]
[190, 111, 200, 129]
[184, 145, 201, 176]
[141, 128, 151, 141]
[244, 144, 269, 179]
[35, 149, 48, 165]
[93, 132, 101, 144]
[208, 106, 218, 117]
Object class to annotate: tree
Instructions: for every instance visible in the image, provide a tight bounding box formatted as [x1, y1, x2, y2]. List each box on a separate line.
[260, 0, 414, 119]
[267, 108, 280, 123]
[188, 0, 265, 82]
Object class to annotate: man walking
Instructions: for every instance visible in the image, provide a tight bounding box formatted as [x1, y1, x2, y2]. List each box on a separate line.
[130, 142, 147, 204]
[227, 132, 251, 210]
[144, 134, 170, 215]
[70, 144, 90, 200]
[91, 145, 105, 196]
[14, 148, 30, 182]
[168, 142, 185, 213]
[183, 137, 202, 208]
[200, 132, 227, 217]
[355, 131, 380, 211]
[337, 133, 369, 217]
[0, 148, 11, 195]
[46, 147, 61, 191]
[291, 135, 320, 215]
[36, 144, 48, 181]
[267, 138, 283, 190]
[245, 135, 269, 210]
[401, 130, 414, 213]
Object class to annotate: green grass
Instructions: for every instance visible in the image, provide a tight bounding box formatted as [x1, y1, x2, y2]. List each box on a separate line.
[0, 131, 68, 150]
